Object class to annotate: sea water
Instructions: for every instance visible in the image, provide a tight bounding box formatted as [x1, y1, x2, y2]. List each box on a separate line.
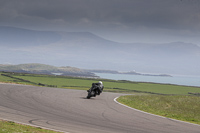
[95, 73, 200, 87]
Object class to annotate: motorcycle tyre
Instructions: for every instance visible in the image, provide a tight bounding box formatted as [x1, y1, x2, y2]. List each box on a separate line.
[86, 90, 95, 99]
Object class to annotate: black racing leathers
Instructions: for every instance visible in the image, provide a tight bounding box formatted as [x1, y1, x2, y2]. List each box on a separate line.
[89, 83, 104, 95]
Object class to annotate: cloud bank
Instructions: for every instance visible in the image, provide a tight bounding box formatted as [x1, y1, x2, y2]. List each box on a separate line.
[1, 0, 200, 44]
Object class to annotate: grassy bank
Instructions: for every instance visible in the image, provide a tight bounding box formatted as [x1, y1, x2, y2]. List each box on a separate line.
[117, 95, 200, 125]
[1, 71, 200, 95]
[0, 120, 60, 133]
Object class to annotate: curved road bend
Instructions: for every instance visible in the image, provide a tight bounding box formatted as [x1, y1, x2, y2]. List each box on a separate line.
[0, 83, 200, 133]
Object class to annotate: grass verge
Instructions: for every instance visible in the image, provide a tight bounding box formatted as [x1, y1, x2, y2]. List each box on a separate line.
[117, 95, 200, 125]
[0, 120, 61, 133]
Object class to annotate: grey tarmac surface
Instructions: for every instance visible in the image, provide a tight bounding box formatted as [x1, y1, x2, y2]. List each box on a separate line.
[0, 83, 200, 133]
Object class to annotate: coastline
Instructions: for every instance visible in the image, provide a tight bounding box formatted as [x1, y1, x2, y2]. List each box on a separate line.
[95, 72, 200, 87]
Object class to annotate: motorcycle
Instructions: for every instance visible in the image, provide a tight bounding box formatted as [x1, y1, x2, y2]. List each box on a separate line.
[86, 83, 101, 99]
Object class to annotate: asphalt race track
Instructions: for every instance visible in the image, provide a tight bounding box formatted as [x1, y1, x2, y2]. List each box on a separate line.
[0, 83, 200, 133]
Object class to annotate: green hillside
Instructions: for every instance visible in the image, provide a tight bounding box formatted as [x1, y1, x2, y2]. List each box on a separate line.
[0, 63, 96, 77]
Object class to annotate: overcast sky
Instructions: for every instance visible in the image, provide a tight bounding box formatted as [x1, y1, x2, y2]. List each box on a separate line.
[1, 0, 200, 44]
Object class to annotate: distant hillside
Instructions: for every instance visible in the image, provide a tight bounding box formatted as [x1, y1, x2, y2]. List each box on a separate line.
[86, 69, 172, 77]
[0, 26, 200, 75]
[0, 63, 97, 77]
[0, 26, 61, 47]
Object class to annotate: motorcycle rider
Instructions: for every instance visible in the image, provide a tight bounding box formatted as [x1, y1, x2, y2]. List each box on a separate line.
[97, 81, 104, 94]
[87, 81, 104, 95]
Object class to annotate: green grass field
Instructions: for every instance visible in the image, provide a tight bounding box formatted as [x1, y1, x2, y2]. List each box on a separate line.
[0, 120, 60, 133]
[1, 71, 200, 95]
[117, 95, 200, 125]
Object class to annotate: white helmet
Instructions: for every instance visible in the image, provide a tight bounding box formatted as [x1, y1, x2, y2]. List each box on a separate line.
[98, 81, 103, 84]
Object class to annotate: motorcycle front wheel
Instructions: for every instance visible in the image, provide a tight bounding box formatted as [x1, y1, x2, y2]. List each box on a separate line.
[86, 91, 95, 99]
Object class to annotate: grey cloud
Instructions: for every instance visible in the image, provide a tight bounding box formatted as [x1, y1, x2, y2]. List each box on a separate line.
[1, 1, 199, 24]
[1, 0, 200, 43]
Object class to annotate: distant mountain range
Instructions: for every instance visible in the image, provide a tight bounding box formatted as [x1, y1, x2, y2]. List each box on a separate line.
[0, 63, 172, 77]
[0, 63, 97, 77]
[86, 69, 172, 77]
[0, 26, 61, 47]
[0, 26, 200, 75]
